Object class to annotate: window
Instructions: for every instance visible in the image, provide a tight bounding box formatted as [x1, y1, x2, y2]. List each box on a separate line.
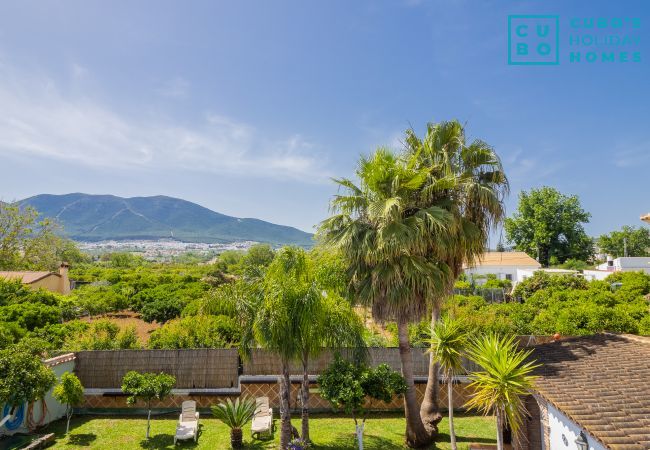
[505, 274, 513, 281]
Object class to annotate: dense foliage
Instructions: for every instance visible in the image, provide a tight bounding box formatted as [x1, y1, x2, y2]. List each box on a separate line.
[598, 225, 650, 258]
[0, 340, 57, 407]
[0, 203, 88, 271]
[444, 271, 650, 336]
[505, 187, 593, 266]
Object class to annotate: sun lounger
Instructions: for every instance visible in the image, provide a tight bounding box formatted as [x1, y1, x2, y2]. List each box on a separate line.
[251, 396, 273, 439]
[174, 400, 199, 444]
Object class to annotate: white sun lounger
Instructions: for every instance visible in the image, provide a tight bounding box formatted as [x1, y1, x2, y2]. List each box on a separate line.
[174, 400, 199, 444]
[251, 396, 273, 439]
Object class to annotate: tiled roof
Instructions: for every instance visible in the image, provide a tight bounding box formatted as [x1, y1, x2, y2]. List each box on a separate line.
[0, 271, 58, 284]
[530, 334, 650, 450]
[464, 251, 541, 268]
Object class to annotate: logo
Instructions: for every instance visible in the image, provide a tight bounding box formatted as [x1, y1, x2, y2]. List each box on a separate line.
[508, 15, 560, 65]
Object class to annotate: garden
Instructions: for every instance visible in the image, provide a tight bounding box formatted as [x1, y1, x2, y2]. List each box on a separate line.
[43, 413, 496, 449]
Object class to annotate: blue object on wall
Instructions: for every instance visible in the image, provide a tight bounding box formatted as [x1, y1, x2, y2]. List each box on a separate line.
[1, 403, 25, 430]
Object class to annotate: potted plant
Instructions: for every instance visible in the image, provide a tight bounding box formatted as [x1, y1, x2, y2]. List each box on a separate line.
[211, 397, 256, 449]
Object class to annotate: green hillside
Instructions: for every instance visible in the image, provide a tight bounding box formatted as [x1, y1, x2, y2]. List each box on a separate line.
[19, 193, 313, 246]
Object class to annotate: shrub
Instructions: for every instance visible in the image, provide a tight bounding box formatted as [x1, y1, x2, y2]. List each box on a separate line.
[148, 315, 240, 349]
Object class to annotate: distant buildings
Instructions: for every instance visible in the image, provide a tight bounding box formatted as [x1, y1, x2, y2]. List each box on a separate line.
[0, 263, 71, 294]
[583, 256, 650, 281]
[463, 251, 541, 284]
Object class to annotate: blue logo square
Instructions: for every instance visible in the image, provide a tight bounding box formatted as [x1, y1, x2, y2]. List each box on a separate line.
[508, 15, 559, 65]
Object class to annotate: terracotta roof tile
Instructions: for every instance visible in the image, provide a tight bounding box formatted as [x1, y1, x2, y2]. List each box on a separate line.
[530, 334, 650, 450]
[0, 271, 57, 284]
[464, 251, 541, 268]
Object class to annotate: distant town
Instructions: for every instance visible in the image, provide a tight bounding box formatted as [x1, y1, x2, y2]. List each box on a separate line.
[78, 239, 260, 262]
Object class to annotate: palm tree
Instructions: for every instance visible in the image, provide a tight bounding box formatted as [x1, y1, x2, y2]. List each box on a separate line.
[318, 149, 451, 448]
[426, 316, 468, 450]
[211, 397, 257, 449]
[402, 121, 509, 432]
[465, 334, 539, 450]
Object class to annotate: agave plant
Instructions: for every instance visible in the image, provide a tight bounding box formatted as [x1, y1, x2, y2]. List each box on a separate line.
[211, 397, 257, 449]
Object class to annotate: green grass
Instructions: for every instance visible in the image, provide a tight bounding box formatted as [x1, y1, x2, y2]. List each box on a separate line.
[43, 412, 495, 449]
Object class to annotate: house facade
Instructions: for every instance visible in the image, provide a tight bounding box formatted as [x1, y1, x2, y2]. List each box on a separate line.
[515, 334, 650, 450]
[595, 256, 650, 274]
[463, 251, 541, 284]
[0, 263, 71, 294]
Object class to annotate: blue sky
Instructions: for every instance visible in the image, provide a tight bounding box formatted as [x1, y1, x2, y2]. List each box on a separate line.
[0, 0, 648, 242]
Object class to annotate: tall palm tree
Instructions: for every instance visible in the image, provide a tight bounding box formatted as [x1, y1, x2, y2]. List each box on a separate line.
[318, 149, 451, 448]
[465, 334, 539, 450]
[255, 247, 365, 448]
[402, 121, 509, 432]
[255, 247, 314, 449]
[426, 316, 468, 450]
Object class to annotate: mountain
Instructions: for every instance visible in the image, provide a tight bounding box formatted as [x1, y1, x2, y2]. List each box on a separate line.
[19, 193, 313, 246]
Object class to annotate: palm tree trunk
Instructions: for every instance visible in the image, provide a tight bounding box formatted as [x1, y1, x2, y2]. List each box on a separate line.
[447, 373, 457, 450]
[420, 303, 442, 435]
[397, 318, 432, 448]
[496, 410, 504, 450]
[301, 352, 310, 443]
[279, 360, 292, 450]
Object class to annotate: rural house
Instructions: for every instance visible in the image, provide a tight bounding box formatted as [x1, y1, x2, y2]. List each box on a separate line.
[0, 262, 71, 295]
[463, 251, 541, 284]
[515, 334, 650, 450]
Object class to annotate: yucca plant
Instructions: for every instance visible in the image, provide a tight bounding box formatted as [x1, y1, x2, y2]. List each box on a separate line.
[426, 316, 468, 450]
[465, 334, 539, 450]
[211, 397, 257, 449]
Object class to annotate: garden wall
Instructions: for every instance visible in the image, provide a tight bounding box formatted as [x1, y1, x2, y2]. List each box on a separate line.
[75, 349, 239, 389]
[74, 348, 482, 413]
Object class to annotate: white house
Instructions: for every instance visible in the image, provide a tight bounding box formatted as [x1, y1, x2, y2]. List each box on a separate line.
[463, 251, 541, 284]
[595, 256, 650, 274]
[515, 334, 649, 450]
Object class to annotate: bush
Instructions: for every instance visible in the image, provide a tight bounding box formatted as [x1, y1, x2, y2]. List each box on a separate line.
[148, 315, 240, 349]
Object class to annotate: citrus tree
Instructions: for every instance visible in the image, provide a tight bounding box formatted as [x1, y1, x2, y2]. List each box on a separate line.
[52, 372, 84, 434]
[121, 371, 176, 439]
[0, 341, 56, 424]
[318, 356, 407, 450]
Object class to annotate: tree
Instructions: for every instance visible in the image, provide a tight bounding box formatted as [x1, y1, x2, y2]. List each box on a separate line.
[598, 225, 650, 258]
[0, 203, 77, 271]
[318, 149, 451, 447]
[465, 334, 538, 450]
[505, 187, 593, 267]
[402, 121, 508, 433]
[426, 317, 468, 450]
[318, 356, 407, 450]
[52, 372, 84, 435]
[255, 247, 365, 448]
[0, 341, 56, 421]
[211, 397, 257, 449]
[121, 371, 176, 439]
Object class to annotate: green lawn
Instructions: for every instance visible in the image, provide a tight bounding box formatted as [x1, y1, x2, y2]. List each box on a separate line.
[43, 412, 496, 449]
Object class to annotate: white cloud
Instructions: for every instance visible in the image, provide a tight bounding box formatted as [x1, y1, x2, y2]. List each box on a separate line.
[613, 141, 650, 168]
[0, 63, 329, 182]
[71, 63, 88, 79]
[156, 77, 190, 99]
[504, 148, 565, 183]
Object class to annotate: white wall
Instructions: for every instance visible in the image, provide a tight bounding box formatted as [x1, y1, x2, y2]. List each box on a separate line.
[548, 403, 606, 450]
[464, 266, 524, 283]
